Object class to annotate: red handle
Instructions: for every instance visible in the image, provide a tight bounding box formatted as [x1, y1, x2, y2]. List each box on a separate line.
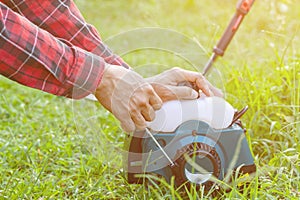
[202, 0, 255, 75]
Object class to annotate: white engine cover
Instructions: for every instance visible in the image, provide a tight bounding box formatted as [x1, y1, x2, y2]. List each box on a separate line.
[147, 97, 235, 132]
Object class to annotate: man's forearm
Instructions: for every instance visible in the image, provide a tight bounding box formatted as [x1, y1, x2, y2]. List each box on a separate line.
[0, 0, 130, 69]
[0, 2, 104, 99]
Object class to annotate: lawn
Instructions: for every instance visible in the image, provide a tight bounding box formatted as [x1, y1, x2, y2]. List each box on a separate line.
[0, 0, 299, 199]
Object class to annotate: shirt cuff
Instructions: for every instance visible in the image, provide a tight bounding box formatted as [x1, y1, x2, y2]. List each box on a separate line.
[64, 46, 105, 99]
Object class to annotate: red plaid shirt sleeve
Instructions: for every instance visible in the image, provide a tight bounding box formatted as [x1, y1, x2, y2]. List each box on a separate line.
[2, 0, 129, 68]
[0, 0, 129, 99]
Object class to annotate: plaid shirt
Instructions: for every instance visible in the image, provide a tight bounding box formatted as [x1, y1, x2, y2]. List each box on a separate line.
[0, 0, 129, 99]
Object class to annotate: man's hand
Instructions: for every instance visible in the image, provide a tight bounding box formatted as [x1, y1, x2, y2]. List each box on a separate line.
[95, 64, 162, 132]
[146, 67, 223, 102]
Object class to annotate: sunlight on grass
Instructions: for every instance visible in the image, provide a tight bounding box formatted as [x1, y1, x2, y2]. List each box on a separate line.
[0, 0, 299, 199]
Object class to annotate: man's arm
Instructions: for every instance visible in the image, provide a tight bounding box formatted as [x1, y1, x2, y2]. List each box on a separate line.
[0, 3, 163, 131]
[1, 0, 130, 68]
[0, 2, 104, 99]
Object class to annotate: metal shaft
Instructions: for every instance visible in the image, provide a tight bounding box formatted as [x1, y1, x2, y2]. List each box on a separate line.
[202, 0, 255, 76]
[202, 53, 217, 76]
[145, 128, 175, 166]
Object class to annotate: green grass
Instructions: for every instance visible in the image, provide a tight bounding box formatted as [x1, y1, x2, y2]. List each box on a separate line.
[0, 0, 299, 199]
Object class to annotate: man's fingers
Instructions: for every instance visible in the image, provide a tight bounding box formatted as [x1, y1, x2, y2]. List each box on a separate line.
[206, 80, 224, 97]
[169, 68, 214, 97]
[141, 104, 155, 122]
[195, 78, 214, 97]
[119, 108, 147, 132]
[147, 67, 223, 102]
[131, 110, 147, 131]
[182, 70, 215, 97]
[118, 104, 153, 132]
[149, 91, 163, 110]
[167, 86, 199, 100]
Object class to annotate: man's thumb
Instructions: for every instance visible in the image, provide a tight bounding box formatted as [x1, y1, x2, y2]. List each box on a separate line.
[170, 86, 199, 100]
